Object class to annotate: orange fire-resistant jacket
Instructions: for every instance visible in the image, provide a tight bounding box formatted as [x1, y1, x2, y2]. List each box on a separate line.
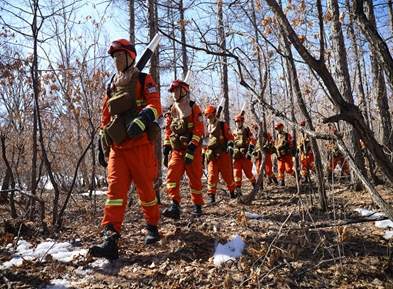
[205, 121, 236, 195]
[100, 73, 162, 234]
[297, 134, 315, 177]
[233, 126, 256, 187]
[274, 132, 295, 181]
[255, 132, 276, 180]
[164, 102, 205, 205]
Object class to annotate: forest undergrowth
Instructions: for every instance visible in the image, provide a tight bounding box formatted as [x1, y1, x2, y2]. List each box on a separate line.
[1, 174, 393, 288]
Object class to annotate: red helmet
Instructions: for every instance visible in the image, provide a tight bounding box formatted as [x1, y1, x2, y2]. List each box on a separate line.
[299, 120, 306, 126]
[108, 39, 137, 59]
[234, 114, 244, 122]
[168, 79, 190, 92]
[274, 122, 284, 129]
[204, 105, 216, 115]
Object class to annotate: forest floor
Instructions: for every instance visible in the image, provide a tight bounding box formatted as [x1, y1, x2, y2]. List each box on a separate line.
[1, 173, 393, 288]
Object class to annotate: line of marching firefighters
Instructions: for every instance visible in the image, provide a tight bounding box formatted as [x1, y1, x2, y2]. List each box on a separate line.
[162, 102, 352, 208]
[91, 37, 357, 260]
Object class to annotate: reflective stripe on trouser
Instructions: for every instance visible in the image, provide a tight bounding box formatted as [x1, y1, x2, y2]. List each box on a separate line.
[166, 147, 204, 205]
[102, 142, 160, 233]
[207, 151, 236, 195]
[277, 155, 295, 181]
[300, 152, 315, 176]
[233, 156, 256, 187]
[255, 152, 276, 179]
[327, 156, 349, 175]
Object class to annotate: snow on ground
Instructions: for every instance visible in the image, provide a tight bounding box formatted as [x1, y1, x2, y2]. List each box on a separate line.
[1, 207, 392, 288]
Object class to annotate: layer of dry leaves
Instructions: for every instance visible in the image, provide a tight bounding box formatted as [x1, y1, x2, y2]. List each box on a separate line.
[1, 175, 393, 288]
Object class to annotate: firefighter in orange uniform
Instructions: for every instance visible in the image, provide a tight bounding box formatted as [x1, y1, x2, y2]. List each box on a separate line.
[274, 122, 296, 186]
[327, 129, 350, 180]
[297, 120, 315, 183]
[162, 79, 205, 219]
[203, 105, 237, 202]
[232, 114, 256, 196]
[90, 39, 162, 260]
[252, 123, 278, 186]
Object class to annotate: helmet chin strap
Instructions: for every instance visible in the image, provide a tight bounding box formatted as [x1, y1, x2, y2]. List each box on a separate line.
[175, 90, 188, 103]
[122, 53, 135, 72]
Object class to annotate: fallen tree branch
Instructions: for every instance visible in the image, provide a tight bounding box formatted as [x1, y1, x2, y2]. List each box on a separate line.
[2, 189, 48, 232]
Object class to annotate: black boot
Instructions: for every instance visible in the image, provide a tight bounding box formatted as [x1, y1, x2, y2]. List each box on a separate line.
[162, 200, 180, 219]
[208, 194, 215, 204]
[251, 183, 256, 188]
[327, 173, 334, 181]
[230, 191, 236, 199]
[192, 204, 202, 218]
[89, 224, 120, 260]
[235, 186, 242, 196]
[145, 224, 160, 245]
[272, 178, 279, 186]
[302, 176, 309, 183]
[279, 180, 285, 186]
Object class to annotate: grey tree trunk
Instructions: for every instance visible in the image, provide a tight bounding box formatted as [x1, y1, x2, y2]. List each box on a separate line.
[147, 0, 162, 203]
[264, 0, 393, 218]
[279, 18, 327, 210]
[328, 0, 365, 190]
[129, 0, 135, 44]
[364, 0, 393, 153]
[217, 0, 229, 124]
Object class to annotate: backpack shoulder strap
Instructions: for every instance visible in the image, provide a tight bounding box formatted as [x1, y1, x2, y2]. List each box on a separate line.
[220, 121, 226, 141]
[139, 72, 147, 89]
[106, 73, 116, 98]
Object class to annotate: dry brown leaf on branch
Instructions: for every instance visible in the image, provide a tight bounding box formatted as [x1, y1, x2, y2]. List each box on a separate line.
[339, 11, 345, 22]
[324, 10, 333, 23]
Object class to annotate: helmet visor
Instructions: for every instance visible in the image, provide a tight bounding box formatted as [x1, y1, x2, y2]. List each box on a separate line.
[108, 41, 136, 57]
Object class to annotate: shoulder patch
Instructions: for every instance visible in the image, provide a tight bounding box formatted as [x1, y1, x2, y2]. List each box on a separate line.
[147, 82, 157, 93]
[198, 112, 203, 122]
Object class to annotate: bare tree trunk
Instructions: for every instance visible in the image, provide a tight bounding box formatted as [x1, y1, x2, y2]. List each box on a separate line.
[147, 0, 162, 203]
[31, 0, 61, 225]
[328, 0, 365, 191]
[179, 0, 188, 78]
[364, 0, 393, 153]
[389, 0, 393, 34]
[217, 0, 229, 124]
[352, 0, 393, 92]
[129, 0, 135, 44]
[346, 0, 380, 184]
[278, 11, 327, 210]
[1, 135, 16, 217]
[264, 0, 393, 216]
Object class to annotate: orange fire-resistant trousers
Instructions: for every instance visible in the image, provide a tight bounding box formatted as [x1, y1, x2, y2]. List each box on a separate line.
[102, 141, 159, 234]
[255, 152, 276, 180]
[166, 147, 204, 205]
[277, 155, 295, 181]
[233, 156, 256, 187]
[300, 152, 315, 177]
[207, 151, 236, 195]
